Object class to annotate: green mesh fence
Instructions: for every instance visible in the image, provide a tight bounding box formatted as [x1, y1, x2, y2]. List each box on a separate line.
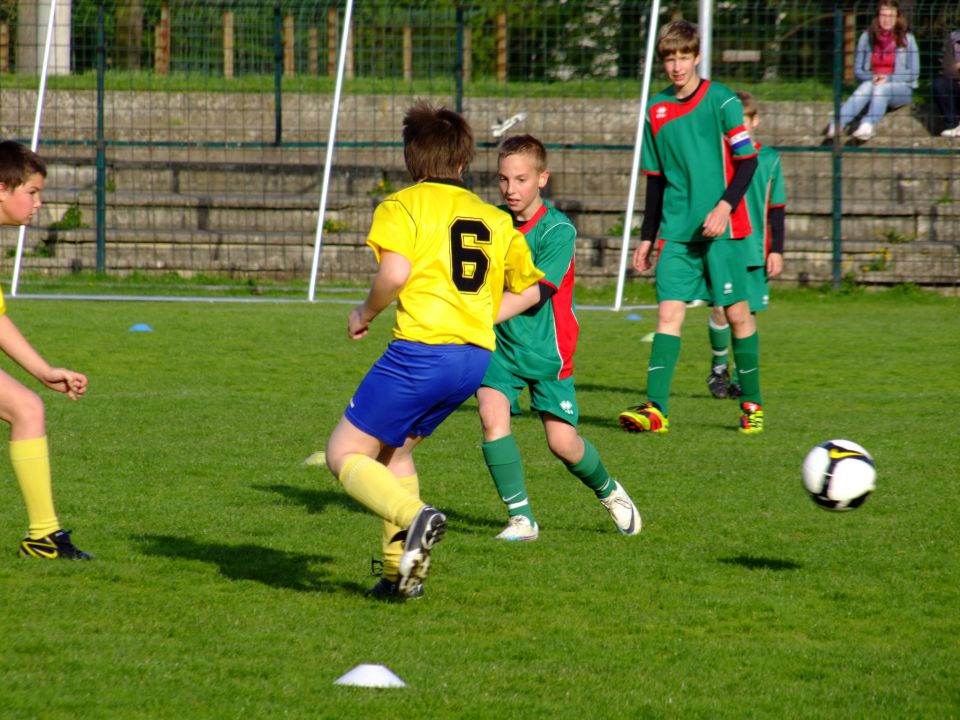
[0, 1, 956, 298]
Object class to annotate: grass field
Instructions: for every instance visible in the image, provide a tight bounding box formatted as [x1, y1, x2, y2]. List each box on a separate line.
[0, 285, 957, 719]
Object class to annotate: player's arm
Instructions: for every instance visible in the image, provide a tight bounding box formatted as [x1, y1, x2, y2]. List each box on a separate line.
[766, 205, 785, 277]
[349, 250, 411, 339]
[495, 282, 544, 323]
[703, 156, 758, 237]
[633, 173, 665, 272]
[0, 314, 87, 399]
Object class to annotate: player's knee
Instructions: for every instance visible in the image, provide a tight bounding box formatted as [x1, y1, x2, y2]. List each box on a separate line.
[9, 390, 45, 431]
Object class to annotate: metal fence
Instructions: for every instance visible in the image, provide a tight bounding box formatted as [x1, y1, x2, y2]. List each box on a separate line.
[0, 1, 957, 298]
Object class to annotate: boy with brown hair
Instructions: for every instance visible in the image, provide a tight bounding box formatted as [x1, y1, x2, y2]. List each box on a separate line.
[0, 140, 91, 559]
[618, 20, 764, 435]
[477, 134, 640, 540]
[324, 102, 543, 599]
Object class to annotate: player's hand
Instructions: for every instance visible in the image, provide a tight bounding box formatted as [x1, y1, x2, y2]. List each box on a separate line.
[766, 252, 784, 278]
[632, 241, 655, 273]
[348, 305, 372, 340]
[42, 368, 88, 400]
[702, 201, 732, 237]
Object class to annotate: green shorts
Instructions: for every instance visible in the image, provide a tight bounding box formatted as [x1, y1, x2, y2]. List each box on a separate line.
[481, 353, 579, 426]
[746, 265, 770, 313]
[656, 238, 750, 307]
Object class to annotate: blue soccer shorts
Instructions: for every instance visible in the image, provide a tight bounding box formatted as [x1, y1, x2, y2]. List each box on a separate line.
[345, 339, 492, 448]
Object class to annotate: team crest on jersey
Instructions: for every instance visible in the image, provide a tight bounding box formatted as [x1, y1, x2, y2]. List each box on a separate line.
[560, 400, 574, 415]
[655, 105, 668, 120]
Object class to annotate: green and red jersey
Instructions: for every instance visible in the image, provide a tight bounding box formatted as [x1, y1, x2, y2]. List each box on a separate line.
[493, 200, 579, 381]
[742, 143, 786, 268]
[641, 79, 757, 242]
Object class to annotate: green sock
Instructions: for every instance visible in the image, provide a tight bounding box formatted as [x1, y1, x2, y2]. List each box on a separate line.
[647, 333, 681, 416]
[708, 316, 731, 369]
[732, 331, 761, 404]
[566, 438, 615, 498]
[482, 435, 535, 523]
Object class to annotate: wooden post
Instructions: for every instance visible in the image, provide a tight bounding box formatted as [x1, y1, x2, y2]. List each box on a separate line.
[463, 26, 472, 85]
[308, 26, 319, 76]
[496, 10, 506, 85]
[843, 11, 856, 84]
[154, 6, 170, 76]
[0, 23, 8, 75]
[327, 9, 337, 76]
[403, 25, 413, 82]
[223, 10, 234, 79]
[345, 21, 354, 79]
[283, 14, 295, 77]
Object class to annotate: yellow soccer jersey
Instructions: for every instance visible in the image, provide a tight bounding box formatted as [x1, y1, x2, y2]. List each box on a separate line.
[0, 285, 7, 316]
[367, 178, 543, 350]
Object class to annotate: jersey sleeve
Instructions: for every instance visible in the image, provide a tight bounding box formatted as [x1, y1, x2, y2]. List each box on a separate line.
[532, 221, 575, 289]
[769, 153, 786, 208]
[502, 228, 544, 294]
[366, 197, 415, 262]
[0, 285, 6, 316]
[721, 94, 755, 160]
[640, 111, 661, 175]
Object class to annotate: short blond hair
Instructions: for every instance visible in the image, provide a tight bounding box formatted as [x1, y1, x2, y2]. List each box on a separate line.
[498, 134, 547, 173]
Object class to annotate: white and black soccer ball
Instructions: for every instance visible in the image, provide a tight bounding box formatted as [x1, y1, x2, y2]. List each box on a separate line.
[802, 439, 876, 511]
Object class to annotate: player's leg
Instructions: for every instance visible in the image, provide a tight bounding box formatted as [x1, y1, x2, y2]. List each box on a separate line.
[708, 239, 763, 433]
[707, 304, 732, 399]
[478, 382, 537, 540]
[366, 438, 425, 600]
[0, 370, 90, 559]
[541, 394, 641, 536]
[621, 241, 705, 433]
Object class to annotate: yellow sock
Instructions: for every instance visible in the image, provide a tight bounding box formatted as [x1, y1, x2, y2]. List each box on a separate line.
[10, 436, 60, 540]
[339, 454, 423, 530]
[380, 473, 419, 581]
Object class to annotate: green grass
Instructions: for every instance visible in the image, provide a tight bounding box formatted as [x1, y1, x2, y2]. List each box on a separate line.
[0, 286, 957, 718]
[0, 69, 835, 102]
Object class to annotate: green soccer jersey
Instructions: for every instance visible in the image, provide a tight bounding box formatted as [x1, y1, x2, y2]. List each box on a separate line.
[641, 79, 757, 242]
[492, 200, 579, 381]
[741, 143, 786, 268]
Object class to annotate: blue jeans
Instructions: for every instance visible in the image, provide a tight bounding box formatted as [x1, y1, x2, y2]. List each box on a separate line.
[838, 80, 912, 128]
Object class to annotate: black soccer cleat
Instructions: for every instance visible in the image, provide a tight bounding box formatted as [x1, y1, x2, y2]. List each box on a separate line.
[707, 364, 731, 399]
[20, 529, 93, 560]
[364, 577, 424, 602]
[397, 505, 446, 597]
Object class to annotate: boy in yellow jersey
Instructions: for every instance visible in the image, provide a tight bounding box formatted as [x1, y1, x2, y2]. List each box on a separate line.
[324, 102, 543, 600]
[478, 135, 641, 540]
[0, 141, 91, 559]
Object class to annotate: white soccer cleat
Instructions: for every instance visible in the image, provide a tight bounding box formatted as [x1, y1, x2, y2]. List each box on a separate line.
[852, 122, 875, 141]
[599, 481, 642, 536]
[495, 515, 539, 541]
[398, 505, 447, 597]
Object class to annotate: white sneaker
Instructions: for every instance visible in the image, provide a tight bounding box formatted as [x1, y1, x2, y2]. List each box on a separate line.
[495, 515, 539, 541]
[599, 481, 642, 536]
[852, 122, 875, 141]
[824, 122, 836, 139]
[941, 125, 960, 138]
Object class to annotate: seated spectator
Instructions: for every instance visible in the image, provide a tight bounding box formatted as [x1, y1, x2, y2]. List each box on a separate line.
[933, 30, 960, 137]
[824, 1, 920, 142]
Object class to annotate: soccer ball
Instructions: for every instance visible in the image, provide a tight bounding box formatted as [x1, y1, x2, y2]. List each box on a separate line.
[801, 439, 876, 511]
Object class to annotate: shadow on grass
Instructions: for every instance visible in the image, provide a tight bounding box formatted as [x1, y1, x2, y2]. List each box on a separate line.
[136, 533, 364, 594]
[718, 555, 804, 571]
[253, 483, 365, 516]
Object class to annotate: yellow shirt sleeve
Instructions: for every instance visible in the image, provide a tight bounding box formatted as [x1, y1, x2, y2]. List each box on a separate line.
[0, 285, 7, 316]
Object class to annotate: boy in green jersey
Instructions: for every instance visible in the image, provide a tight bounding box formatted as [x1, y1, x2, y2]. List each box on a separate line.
[706, 91, 786, 401]
[618, 20, 764, 435]
[478, 135, 641, 540]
